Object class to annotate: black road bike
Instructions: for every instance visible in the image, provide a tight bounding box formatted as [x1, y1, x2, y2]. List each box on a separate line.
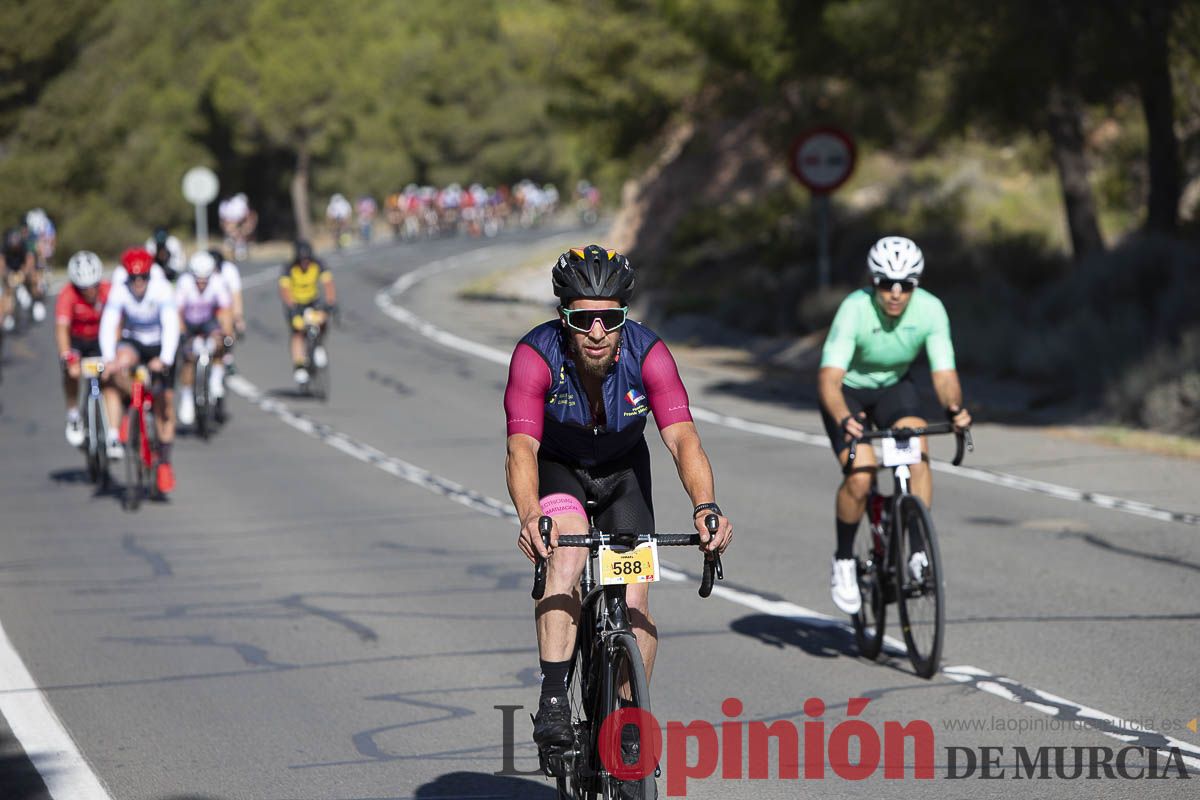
[531, 508, 724, 799]
[77, 357, 110, 488]
[300, 306, 330, 401]
[848, 422, 972, 678]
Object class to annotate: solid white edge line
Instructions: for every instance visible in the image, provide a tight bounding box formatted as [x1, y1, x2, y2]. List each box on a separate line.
[0, 620, 113, 799]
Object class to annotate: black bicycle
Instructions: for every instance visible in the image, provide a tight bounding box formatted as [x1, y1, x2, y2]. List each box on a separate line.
[848, 423, 972, 678]
[300, 305, 330, 401]
[77, 357, 110, 488]
[531, 509, 724, 799]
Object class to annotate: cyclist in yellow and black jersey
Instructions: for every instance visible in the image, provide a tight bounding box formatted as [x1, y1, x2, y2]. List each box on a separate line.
[278, 240, 337, 386]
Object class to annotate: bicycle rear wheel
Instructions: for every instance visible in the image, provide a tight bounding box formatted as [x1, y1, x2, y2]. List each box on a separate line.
[852, 521, 887, 661]
[894, 495, 944, 678]
[123, 410, 141, 510]
[309, 340, 329, 402]
[599, 633, 655, 800]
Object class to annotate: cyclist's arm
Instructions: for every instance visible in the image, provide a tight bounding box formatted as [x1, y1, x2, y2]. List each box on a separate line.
[216, 284, 234, 338]
[158, 296, 180, 366]
[924, 295, 967, 422]
[320, 269, 336, 306]
[658, 421, 715, 507]
[644, 340, 730, 550]
[931, 370, 963, 412]
[54, 290, 73, 358]
[818, 366, 853, 426]
[504, 343, 554, 557]
[98, 292, 124, 363]
[817, 294, 860, 423]
[278, 271, 293, 307]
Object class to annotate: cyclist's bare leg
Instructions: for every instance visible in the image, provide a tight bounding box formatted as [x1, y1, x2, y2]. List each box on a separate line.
[104, 347, 139, 431]
[178, 347, 196, 388]
[836, 444, 878, 529]
[535, 511, 588, 662]
[290, 331, 306, 366]
[891, 415, 931, 507]
[626, 584, 657, 681]
[154, 388, 175, 445]
[62, 360, 81, 412]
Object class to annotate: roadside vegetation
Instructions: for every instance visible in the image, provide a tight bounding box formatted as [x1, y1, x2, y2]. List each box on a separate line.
[2, 0, 1197, 432]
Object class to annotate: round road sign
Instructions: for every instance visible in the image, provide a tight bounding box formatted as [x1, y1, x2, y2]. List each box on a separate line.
[789, 127, 856, 194]
[182, 166, 220, 206]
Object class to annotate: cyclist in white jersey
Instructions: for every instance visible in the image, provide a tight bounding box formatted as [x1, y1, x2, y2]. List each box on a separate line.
[208, 248, 244, 334]
[99, 248, 180, 494]
[176, 252, 234, 426]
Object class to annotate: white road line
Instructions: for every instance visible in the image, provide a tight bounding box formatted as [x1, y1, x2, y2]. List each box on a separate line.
[227, 367, 1199, 771]
[0, 620, 114, 799]
[375, 245, 1200, 528]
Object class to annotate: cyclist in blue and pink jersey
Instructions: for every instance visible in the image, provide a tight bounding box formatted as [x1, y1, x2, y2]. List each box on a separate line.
[504, 245, 734, 771]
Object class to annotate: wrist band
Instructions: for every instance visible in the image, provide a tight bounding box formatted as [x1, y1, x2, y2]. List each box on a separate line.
[693, 502, 722, 518]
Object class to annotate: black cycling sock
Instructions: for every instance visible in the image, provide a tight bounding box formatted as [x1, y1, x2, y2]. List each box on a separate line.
[835, 518, 859, 560]
[539, 659, 571, 700]
[157, 442, 172, 464]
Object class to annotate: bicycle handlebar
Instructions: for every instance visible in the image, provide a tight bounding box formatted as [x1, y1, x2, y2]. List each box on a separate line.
[847, 422, 974, 467]
[530, 514, 724, 600]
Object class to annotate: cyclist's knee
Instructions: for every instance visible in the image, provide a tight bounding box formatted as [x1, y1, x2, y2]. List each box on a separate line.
[547, 545, 587, 584]
[841, 468, 875, 501]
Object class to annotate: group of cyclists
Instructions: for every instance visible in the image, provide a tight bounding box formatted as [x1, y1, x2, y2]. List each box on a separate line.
[53, 233, 247, 495]
[51, 230, 343, 497]
[506, 237, 970, 798]
[2, 208, 57, 332]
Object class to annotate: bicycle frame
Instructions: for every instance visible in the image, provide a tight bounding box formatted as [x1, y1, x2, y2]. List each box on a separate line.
[129, 368, 155, 469]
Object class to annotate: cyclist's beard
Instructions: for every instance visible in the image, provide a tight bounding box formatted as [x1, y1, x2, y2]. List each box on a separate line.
[570, 336, 616, 379]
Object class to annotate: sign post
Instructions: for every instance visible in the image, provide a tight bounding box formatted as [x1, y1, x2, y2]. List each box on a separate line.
[789, 127, 856, 288]
[181, 166, 220, 250]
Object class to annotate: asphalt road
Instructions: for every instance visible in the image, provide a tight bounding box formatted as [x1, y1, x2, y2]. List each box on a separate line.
[0, 228, 1197, 799]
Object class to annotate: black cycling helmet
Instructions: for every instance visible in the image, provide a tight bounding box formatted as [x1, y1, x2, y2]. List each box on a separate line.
[153, 227, 170, 246]
[294, 239, 314, 262]
[551, 245, 635, 305]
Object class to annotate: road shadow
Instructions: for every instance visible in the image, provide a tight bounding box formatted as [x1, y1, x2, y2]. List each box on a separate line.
[0, 727, 53, 800]
[729, 612, 859, 660]
[48, 467, 123, 502]
[264, 387, 317, 401]
[413, 771, 558, 799]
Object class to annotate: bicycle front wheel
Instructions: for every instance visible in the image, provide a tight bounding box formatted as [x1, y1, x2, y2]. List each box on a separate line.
[599, 633, 655, 800]
[123, 410, 141, 510]
[195, 360, 210, 440]
[894, 495, 944, 678]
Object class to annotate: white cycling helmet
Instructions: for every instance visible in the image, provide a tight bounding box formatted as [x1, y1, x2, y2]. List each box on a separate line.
[67, 251, 104, 288]
[25, 208, 50, 236]
[189, 250, 217, 280]
[867, 236, 924, 284]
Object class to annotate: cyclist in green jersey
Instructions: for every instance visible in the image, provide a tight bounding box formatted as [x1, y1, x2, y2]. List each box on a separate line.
[817, 236, 972, 614]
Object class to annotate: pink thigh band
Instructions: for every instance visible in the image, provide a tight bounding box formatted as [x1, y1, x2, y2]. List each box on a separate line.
[540, 493, 586, 518]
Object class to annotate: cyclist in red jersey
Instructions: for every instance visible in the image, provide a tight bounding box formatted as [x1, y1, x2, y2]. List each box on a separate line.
[56, 251, 111, 447]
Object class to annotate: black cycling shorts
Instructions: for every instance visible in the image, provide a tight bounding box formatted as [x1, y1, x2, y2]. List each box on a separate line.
[821, 373, 925, 456]
[538, 438, 655, 537]
[69, 336, 101, 359]
[117, 338, 176, 388]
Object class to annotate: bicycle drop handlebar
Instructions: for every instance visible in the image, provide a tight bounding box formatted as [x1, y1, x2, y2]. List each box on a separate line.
[847, 422, 974, 467]
[531, 514, 724, 601]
